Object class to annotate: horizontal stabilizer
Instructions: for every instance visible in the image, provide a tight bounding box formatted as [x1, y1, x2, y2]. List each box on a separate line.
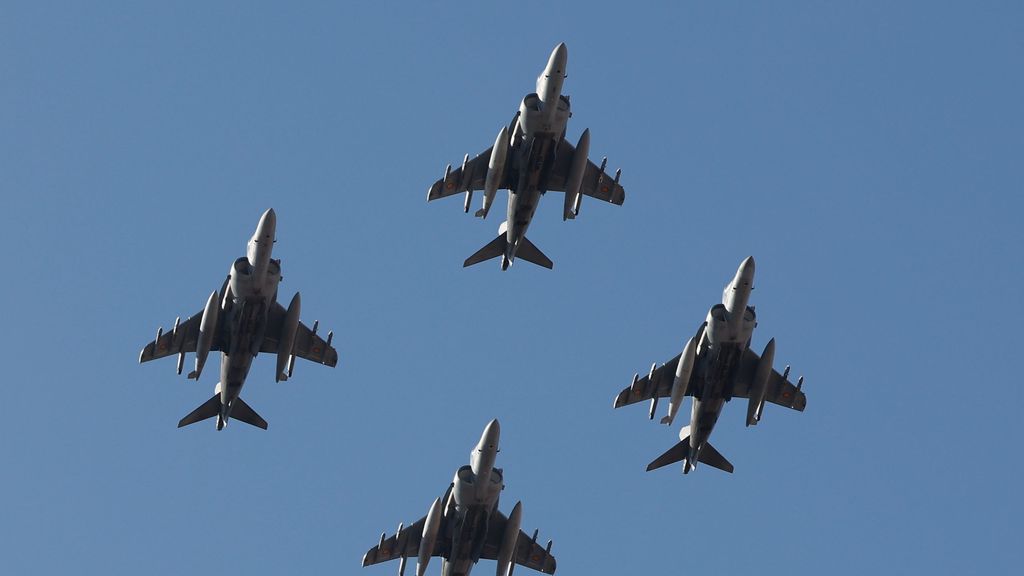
[464, 234, 507, 268]
[178, 394, 221, 428]
[697, 442, 734, 473]
[646, 440, 689, 471]
[515, 236, 553, 269]
[230, 397, 268, 430]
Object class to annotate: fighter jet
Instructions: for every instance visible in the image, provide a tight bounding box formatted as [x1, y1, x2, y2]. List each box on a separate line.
[139, 208, 338, 430]
[363, 420, 556, 576]
[613, 257, 807, 474]
[426, 42, 625, 270]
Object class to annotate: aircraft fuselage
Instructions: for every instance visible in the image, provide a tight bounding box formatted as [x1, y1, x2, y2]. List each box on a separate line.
[441, 503, 493, 576]
[687, 345, 742, 464]
[213, 209, 280, 428]
[686, 256, 757, 469]
[441, 420, 503, 576]
[500, 43, 570, 268]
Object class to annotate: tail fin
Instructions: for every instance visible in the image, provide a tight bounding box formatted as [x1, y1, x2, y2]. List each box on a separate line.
[646, 426, 734, 474]
[515, 236, 553, 269]
[696, 442, 734, 473]
[647, 425, 692, 471]
[647, 440, 689, 471]
[230, 397, 268, 430]
[178, 394, 221, 428]
[464, 234, 507, 268]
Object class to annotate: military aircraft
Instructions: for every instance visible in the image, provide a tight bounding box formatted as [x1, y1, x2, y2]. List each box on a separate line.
[363, 420, 556, 576]
[426, 42, 625, 270]
[613, 257, 807, 474]
[139, 208, 338, 430]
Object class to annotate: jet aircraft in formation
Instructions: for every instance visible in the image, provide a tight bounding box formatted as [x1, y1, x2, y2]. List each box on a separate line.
[362, 420, 556, 576]
[139, 209, 338, 430]
[427, 43, 626, 270]
[613, 257, 807, 474]
[134, 40, 811, 576]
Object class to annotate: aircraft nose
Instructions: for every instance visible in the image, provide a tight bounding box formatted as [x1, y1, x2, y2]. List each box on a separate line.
[546, 42, 568, 76]
[478, 419, 501, 452]
[737, 256, 755, 283]
[256, 208, 277, 240]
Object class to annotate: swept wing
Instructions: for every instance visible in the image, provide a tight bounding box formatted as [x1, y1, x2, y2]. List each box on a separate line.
[362, 516, 442, 568]
[545, 137, 625, 205]
[260, 302, 338, 367]
[482, 511, 557, 574]
[731, 349, 807, 411]
[427, 146, 498, 201]
[139, 312, 209, 363]
[613, 347, 805, 411]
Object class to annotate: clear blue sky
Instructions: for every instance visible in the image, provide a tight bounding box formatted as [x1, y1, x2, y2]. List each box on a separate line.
[1, 2, 1021, 574]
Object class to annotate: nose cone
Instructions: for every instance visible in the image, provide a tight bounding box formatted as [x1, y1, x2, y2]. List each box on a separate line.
[477, 419, 501, 452]
[545, 42, 568, 77]
[736, 256, 755, 285]
[255, 208, 277, 242]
